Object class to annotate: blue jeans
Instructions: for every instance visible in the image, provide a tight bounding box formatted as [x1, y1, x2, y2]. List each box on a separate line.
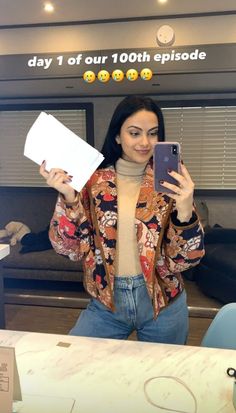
[69, 274, 189, 344]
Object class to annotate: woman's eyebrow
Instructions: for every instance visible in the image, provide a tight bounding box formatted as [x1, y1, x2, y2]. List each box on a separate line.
[149, 126, 159, 132]
[127, 125, 158, 131]
[127, 125, 142, 130]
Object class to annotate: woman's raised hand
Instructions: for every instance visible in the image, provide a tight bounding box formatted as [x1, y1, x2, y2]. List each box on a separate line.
[159, 161, 194, 223]
[39, 161, 76, 203]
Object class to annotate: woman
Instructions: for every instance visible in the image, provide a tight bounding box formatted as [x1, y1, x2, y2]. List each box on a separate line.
[40, 95, 204, 344]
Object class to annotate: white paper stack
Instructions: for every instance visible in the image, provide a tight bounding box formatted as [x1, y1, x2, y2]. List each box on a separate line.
[24, 112, 104, 192]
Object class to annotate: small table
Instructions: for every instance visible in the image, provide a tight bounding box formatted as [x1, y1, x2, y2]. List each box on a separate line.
[0, 329, 235, 413]
[0, 244, 10, 328]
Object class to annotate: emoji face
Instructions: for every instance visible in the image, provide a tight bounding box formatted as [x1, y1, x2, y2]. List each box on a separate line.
[112, 69, 124, 82]
[97, 70, 110, 83]
[83, 71, 96, 83]
[140, 68, 153, 81]
[126, 69, 138, 81]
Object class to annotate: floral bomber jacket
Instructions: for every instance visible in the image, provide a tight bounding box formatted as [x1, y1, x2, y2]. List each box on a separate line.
[49, 162, 205, 318]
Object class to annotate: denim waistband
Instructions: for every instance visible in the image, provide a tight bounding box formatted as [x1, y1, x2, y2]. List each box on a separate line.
[114, 274, 145, 289]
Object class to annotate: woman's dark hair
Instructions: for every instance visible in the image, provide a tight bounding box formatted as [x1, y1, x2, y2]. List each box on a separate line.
[100, 95, 165, 168]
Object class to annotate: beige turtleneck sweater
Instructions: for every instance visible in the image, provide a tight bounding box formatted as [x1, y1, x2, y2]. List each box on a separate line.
[115, 158, 147, 276]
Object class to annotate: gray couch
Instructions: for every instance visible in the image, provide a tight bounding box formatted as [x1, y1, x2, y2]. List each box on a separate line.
[0, 187, 89, 328]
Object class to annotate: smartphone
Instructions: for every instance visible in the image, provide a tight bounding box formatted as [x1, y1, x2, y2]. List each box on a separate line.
[153, 142, 181, 193]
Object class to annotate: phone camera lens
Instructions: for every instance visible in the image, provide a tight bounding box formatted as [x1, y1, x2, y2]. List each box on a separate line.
[172, 145, 178, 155]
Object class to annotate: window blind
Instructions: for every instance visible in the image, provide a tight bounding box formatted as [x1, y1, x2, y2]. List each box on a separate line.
[0, 109, 86, 187]
[162, 106, 236, 189]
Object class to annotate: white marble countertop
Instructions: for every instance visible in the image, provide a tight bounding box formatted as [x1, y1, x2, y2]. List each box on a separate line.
[0, 329, 235, 413]
[0, 244, 10, 260]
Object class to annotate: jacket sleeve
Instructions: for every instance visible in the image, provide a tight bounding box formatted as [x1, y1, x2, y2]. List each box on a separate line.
[49, 187, 93, 261]
[159, 210, 205, 274]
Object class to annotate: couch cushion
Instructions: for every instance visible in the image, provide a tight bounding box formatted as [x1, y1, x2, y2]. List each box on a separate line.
[195, 262, 236, 304]
[201, 243, 236, 273]
[2, 244, 83, 272]
[204, 227, 236, 244]
[195, 243, 236, 303]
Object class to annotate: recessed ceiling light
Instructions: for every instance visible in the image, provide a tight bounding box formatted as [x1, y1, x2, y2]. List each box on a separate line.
[44, 2, 54, 13]
[158, 0, 168, 4]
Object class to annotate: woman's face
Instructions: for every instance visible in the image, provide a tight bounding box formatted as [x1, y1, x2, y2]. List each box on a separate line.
[116, 109, 159, 163]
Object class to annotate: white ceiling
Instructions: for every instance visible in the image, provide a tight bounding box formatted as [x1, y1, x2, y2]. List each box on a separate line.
[1, 0, 236, 99]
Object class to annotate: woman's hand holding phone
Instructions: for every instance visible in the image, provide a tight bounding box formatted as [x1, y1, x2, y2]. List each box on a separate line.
[154, 142, 194, 223]
[163, 162, 195, 223]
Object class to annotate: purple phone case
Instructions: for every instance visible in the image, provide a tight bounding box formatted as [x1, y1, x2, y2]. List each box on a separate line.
[154, 142, 180, 193]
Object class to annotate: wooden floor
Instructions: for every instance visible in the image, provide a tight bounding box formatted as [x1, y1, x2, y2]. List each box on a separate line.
[4, 279, 222, 346]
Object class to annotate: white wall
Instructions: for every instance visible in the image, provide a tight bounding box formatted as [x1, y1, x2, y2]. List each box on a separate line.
[1, 15, 236, 55]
